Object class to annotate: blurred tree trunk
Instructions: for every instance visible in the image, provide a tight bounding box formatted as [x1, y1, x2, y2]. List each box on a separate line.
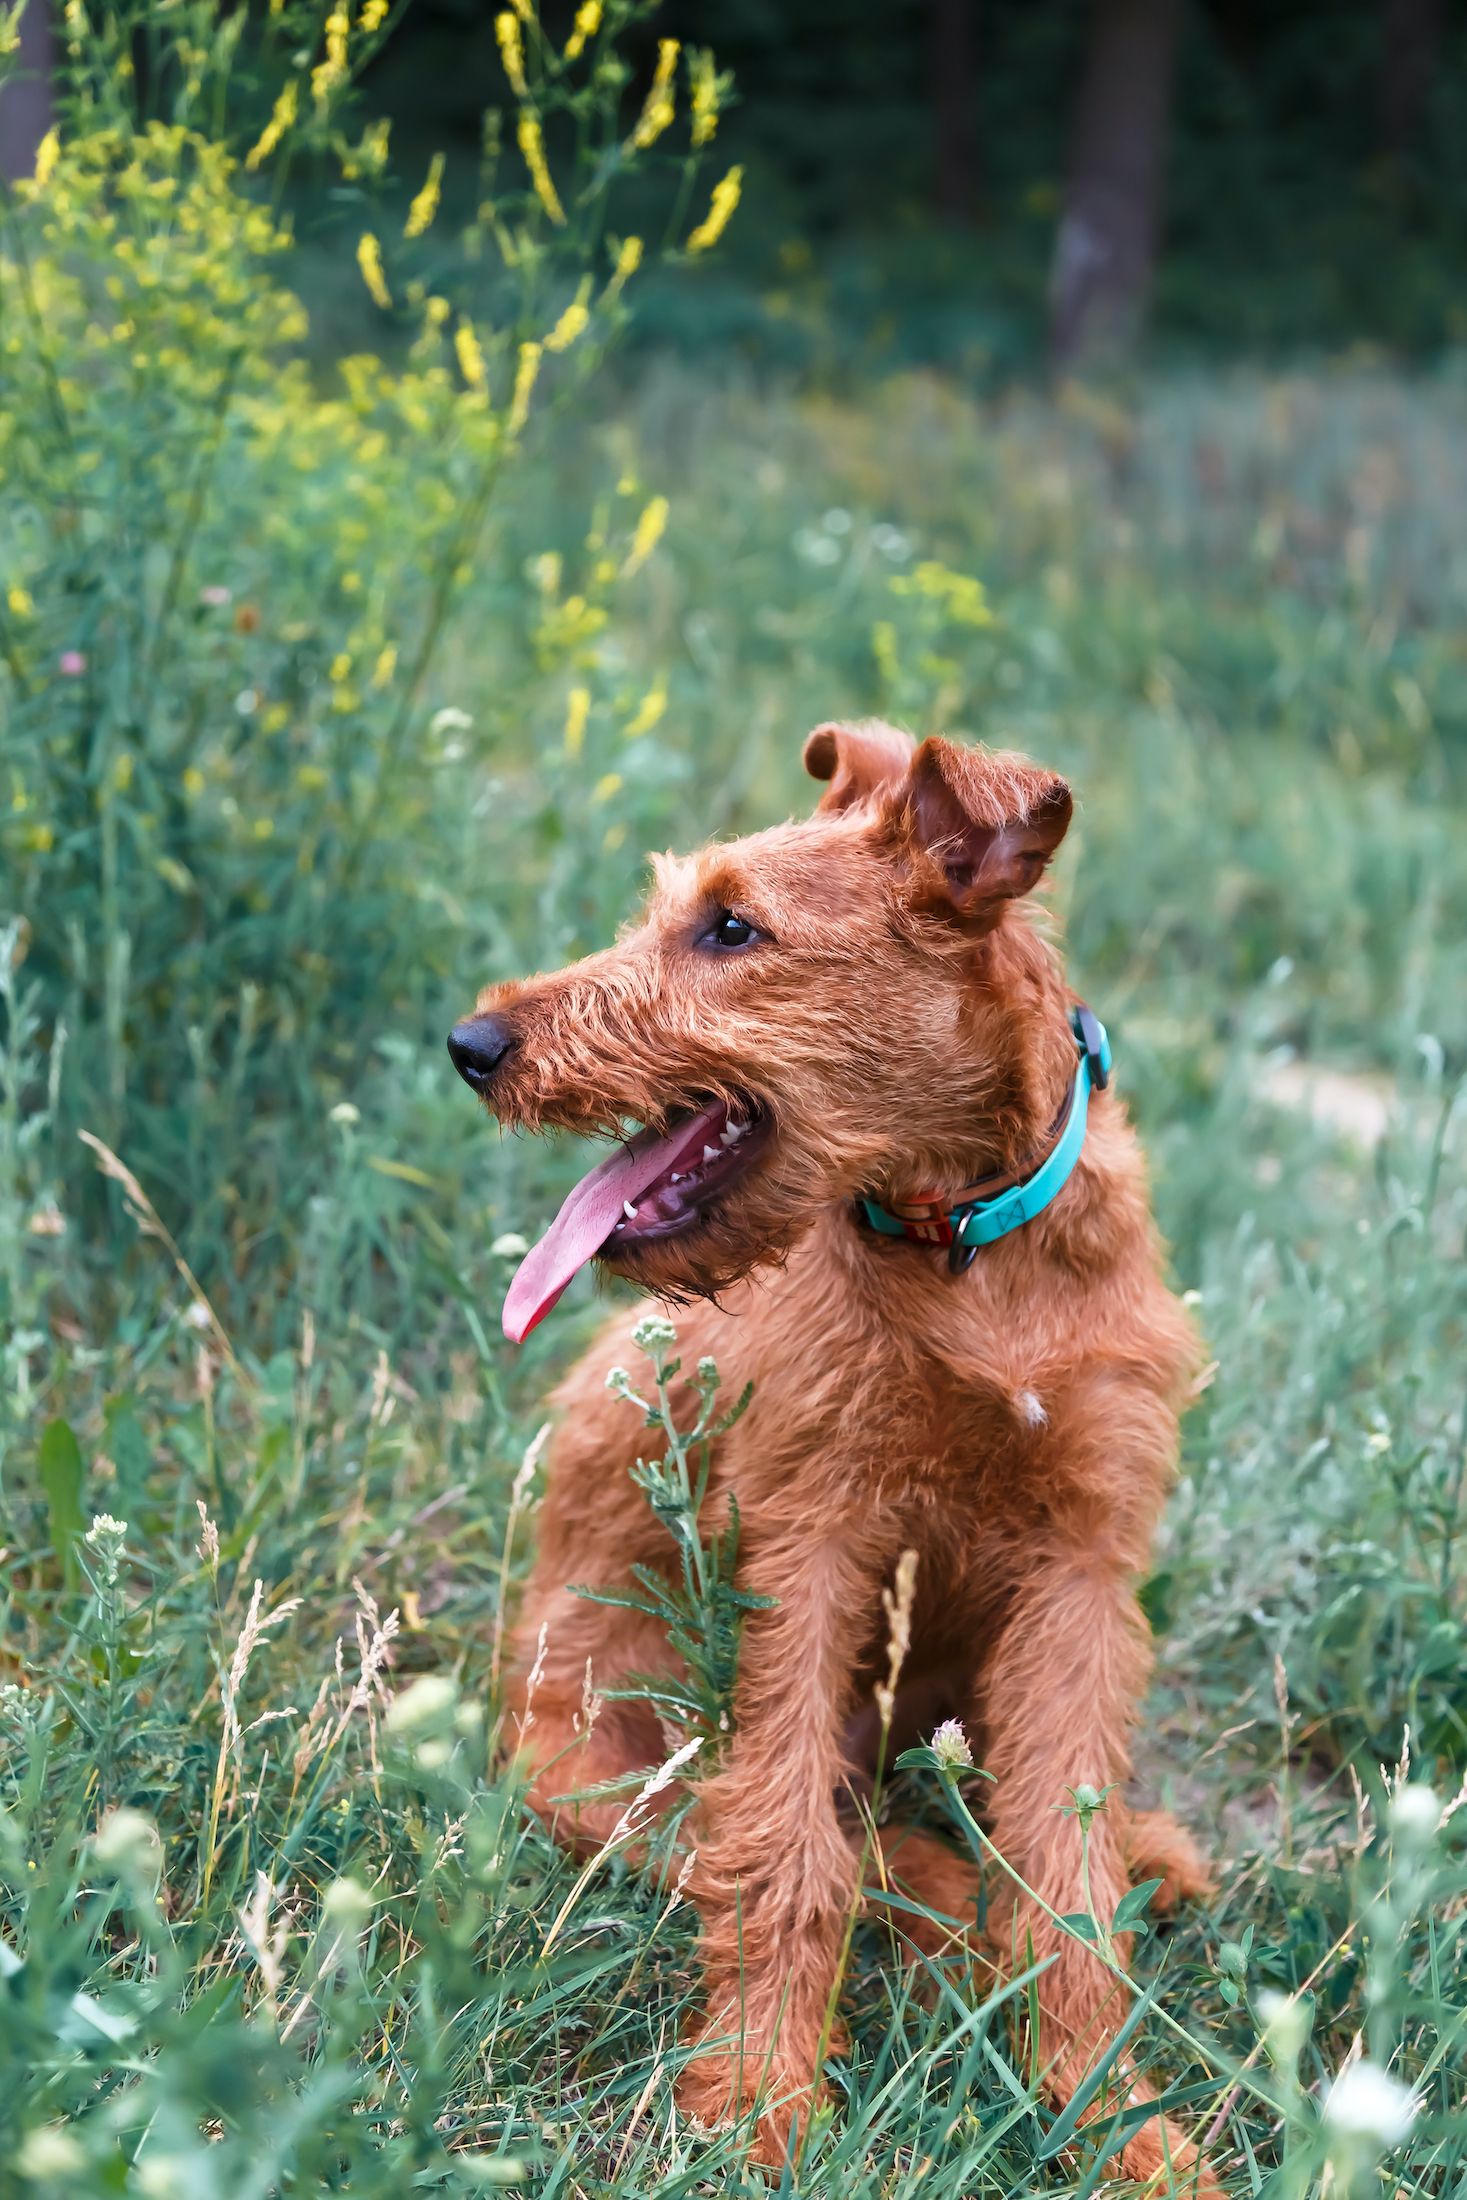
[932, 0, 978, 224]
[0, 0, 56, 184]
[1049, 0, 1181, 371]
[1381, 0, 1442, 155]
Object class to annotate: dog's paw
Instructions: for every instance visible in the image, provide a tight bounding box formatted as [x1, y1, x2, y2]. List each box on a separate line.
[676, 2038, 836, 2168]
[1117, 2108, 1224, 2198]
[1125, 1808, 1217, 1914]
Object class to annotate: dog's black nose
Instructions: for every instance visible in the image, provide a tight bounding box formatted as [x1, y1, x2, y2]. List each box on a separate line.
[447, 1017, 515, 1092]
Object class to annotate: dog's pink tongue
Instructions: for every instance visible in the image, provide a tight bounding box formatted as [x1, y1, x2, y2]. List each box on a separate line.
[502, 1105, 721, 1343]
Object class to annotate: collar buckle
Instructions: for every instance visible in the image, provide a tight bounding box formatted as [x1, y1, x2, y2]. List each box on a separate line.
[1072, 1001, 1111, 1091]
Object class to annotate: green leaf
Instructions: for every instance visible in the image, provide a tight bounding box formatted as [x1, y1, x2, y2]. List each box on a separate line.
[38, 1418, 86, 1587]
[1056, 1910, 1101, 1943]
[1112, 1876, 1165, 1934]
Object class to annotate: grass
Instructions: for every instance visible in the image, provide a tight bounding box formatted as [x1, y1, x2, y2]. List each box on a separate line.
[2, 33, 1466, 2183]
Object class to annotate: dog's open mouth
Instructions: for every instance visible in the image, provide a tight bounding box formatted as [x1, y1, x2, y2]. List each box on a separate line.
[502, 1094, 771, 1341]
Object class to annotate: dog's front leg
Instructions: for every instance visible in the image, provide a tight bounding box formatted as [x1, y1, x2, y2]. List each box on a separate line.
[677, 1533, 872, 2169]
[980, 1526, 1217, 2192]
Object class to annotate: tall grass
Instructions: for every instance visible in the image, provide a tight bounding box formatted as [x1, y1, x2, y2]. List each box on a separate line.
[2, 3, 1466, 2191]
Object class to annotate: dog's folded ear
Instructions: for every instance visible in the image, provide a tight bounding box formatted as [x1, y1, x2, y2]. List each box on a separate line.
[901, 737, 1072, 928]
[803, 718, 916, 812]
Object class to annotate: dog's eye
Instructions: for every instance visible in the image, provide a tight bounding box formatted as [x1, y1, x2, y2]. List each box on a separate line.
[704, 909, 759, 950]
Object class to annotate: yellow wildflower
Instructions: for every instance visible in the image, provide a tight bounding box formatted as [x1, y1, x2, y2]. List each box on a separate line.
[245, 81, 296, 170]
[623, 680, 666, 738]
[330, 652, 352, 683]
[360, 0, 389, 29]
[507, 339, 541, 434]
[34, 127, 59, 188]
[404, 151, 444, 238]
[544, 278, 591, 352]
[894, 562, 993, 627]
[631, 37, 679, 149]
[623, 494, 668, 574]
[689, 50, 722, 147]
[563, 0, 600, 61]
[424, 294, 450, 327]
[7, 585, 34, 618]
[517, 114, 565, 223]
[183, 767, 205, 798]
[312, 7, 349, 101]
[604, 235, 642, 301]
[454, 317, 487, 393]
[872, 619, 899, 687]
[495, 11, 526, 95]
[687, 164, 742, 252]
[357, 232, 391, 309]
[564, 685, 590, 757]
[593, 771, 622, 804]
[372, 644, 397, 687]
[344, 117, 391, 178]
[21, 824, 54, 853]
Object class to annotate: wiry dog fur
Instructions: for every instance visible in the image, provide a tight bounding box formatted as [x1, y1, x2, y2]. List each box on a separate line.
[459, 721, 1216, 2186]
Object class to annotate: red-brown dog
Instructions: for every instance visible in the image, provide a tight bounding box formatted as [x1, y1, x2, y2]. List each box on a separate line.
[449, 721, 1214, 2184]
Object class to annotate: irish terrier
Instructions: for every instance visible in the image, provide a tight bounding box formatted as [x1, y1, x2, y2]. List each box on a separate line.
[448, 721, 1216, 2185]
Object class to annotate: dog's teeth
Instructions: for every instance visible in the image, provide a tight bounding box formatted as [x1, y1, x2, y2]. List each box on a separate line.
[721, 1120, 746, 1145]
[623, 1200, 639, 1219]
[670, 1172, 684, 1183]
[703, 1145, 719, 1163]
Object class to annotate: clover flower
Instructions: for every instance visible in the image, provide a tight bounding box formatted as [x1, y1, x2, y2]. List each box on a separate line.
[931, 1717, 974, 1770]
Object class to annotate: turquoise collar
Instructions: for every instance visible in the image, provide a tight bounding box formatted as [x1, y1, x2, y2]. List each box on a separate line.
[858, 1005, 1111, 1273]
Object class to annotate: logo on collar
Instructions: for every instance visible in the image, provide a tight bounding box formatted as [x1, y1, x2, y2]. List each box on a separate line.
[858, 1005, 1111, 1273]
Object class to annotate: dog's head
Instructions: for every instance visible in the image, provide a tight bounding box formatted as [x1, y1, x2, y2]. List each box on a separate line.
[450, 721, 1072, 1338]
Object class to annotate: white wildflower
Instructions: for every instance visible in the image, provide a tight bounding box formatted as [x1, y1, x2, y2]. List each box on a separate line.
[1323, 2059, 1418, 2150]
[931, 1717, 973, 1771]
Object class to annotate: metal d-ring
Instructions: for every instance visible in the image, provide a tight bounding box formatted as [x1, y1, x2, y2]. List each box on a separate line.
[948, 1218, 981, 1274]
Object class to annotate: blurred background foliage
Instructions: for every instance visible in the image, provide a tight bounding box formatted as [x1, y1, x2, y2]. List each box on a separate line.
[1, 0, 1466, 2193]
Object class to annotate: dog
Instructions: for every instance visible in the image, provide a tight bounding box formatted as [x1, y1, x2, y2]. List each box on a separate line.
[448, 720, 1216, 2185]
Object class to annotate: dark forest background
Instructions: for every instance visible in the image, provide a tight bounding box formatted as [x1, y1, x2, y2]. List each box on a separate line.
[323, 0, 1467, 370]
[5, 0, 1467, 374]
